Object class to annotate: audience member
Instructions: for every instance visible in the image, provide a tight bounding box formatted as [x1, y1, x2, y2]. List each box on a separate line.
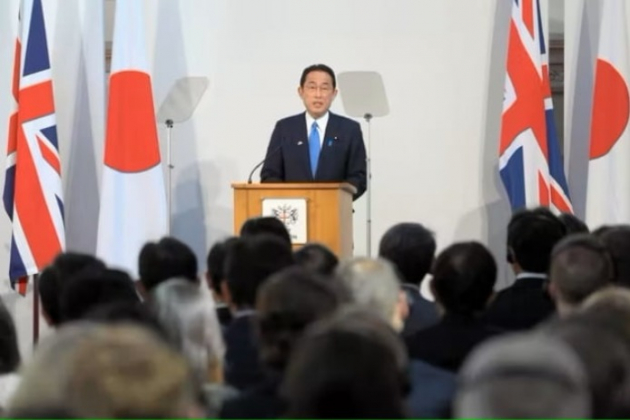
[595, 225, 630, 287]
[221, 266, 346, 418]
[138, 236, 198, 296]
[0, 299, 20, 410]
[455, 333, 590, 418]
[39, 252, 105, 327]
[282, 308, 409, 418]
[206, 237, 238, 328]
[240, 216, 292, 246]
[378, 222, 439, 334]
[59, 268, 140, 324]
[548, 234, 614, 316]
[223, 234, 294, 390]
[406, 241, 501, 372]
[338, 258, 456, 418]
[558, 212, 589, 234]
[294, 243, 338, 276]
[484, 207, 565, 330]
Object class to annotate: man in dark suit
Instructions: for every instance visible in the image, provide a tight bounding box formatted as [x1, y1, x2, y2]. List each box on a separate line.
[483, 207, 566, 331]
[260, 64, 367, 199]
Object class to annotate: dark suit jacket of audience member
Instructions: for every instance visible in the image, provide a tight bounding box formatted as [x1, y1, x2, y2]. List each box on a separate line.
[406, 313, 503, 373]
[406, 359, 456, 418]
[402, 284, 439, 337]
[223, 312, 265, 391]
[219, 371, 284, 419]
[483, 276, 555, 331]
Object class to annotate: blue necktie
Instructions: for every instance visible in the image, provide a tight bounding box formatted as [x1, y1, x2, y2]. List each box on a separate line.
[309, 121, 321, 177]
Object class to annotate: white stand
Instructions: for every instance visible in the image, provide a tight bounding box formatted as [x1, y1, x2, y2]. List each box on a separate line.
[337, 71, 389, 257]
[157, 77, 209, 233]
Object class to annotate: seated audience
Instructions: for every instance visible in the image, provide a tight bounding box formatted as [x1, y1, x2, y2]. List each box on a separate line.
[282, 308, 410, 419]
[378, 222, 440, 335]
[223, 234, 294, 390]
[138, 236, 198, 297]
[406, 241, 502, 372]
[455, 333, 590, 418]
[548, 234, 614, 317]
[220, 267, 346, 418]
[338, 258, 456, 418]
[240, 216, 292, 246]
[484, 207, 566, 330]
[39, 252, 106, 327]
[206, 237, 239, 328]
[59, 268, 140, 324]
[294, 243, 339, 276]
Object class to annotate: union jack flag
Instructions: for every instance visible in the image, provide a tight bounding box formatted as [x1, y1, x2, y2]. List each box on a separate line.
[3, 0, 65, 293]
[499, 0, 572, 214]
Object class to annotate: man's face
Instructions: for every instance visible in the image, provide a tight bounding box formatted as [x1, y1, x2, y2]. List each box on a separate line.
[298, 70, 337, 119]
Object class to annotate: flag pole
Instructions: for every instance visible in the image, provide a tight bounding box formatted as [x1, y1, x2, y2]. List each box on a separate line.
[364, 113, 373, 257]
[166, 119, 174, 234]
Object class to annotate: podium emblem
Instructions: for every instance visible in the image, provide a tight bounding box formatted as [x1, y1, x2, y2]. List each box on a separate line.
[262, 198, 308, 244]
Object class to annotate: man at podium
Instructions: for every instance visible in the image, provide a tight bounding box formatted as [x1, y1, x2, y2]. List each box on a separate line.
[260, 64, 367, 200]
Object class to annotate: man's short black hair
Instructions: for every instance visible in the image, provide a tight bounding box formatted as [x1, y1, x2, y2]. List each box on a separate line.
[596, 225, 630, 287]
[240, 216, 292, 246]
[558, 213, 589, 235]
[59, 268, 140, 324]
[206, 236, 239, 295]
[138, 236, 198, 292]
[507, 207, 567, 273]
[378, 222, 436, 286]
[39, 253, 106, 326]
[432, 241, 497, 316]
[294, 243, 338, 276]
[300, 64, 336, 88]
[225, 234, 294, 308]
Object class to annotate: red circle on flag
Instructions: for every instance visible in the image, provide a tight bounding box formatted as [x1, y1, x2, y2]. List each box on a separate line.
[104, 71, 161, 172]
[590, 59, 630, 159]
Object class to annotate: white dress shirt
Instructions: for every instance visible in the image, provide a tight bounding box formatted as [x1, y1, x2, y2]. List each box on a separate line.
[305, 111, 329, 148]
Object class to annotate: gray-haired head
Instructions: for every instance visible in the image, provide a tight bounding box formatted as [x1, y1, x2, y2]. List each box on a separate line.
[336, 258, 404, 330]
[151, 278, 225, 385]
[455, 332, 590, 418]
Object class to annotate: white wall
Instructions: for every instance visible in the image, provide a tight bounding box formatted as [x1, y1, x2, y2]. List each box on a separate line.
[1, 0, 520, 354]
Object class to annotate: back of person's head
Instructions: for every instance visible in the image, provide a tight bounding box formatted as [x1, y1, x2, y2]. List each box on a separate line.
[39, 252, 106, 326]
[256, 266, 347, 371]
[431, 241, 496, 316]
[539, 314, 630, 417]
[138, 236, 198, 292]
[337, 258, 405, 330]
[559, 213, 590, 235]
[549, 234, 614, 313]
[595, 225, 630, 287]
[225, 234, 294, 309]
[205, 236, 238, 295]
[83, 301, 169, 344]
[507, 207, 567, 273]
[282, 307, 408, 418]
[0, 298, 20, 374]
[59, 268, 140, 324]
[455, 333, 590, 418]
[378, 222, 436, 285]
[581, 287, 630, 351]
[151, 278, 225, 385]
[67, 324, 197, 418]
[294, 243, 339, 276]
[240, 216, 292, 246]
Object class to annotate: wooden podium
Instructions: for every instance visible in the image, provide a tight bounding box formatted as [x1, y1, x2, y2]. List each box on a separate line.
[232, 182, 356, 257]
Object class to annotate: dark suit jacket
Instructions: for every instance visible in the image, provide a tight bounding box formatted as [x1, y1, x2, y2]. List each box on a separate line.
[407, 360, 456, 418]
[483, 276, 556, 331]
[402, 284, 440, 337]
[223, 313, 266, 391]
[220, 372, 285, 419]
[405, 313, 503, 373]
[260, 112, 367, 199]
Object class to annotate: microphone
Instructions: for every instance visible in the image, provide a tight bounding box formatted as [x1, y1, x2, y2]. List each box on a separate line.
[247, 144, 283, 184]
